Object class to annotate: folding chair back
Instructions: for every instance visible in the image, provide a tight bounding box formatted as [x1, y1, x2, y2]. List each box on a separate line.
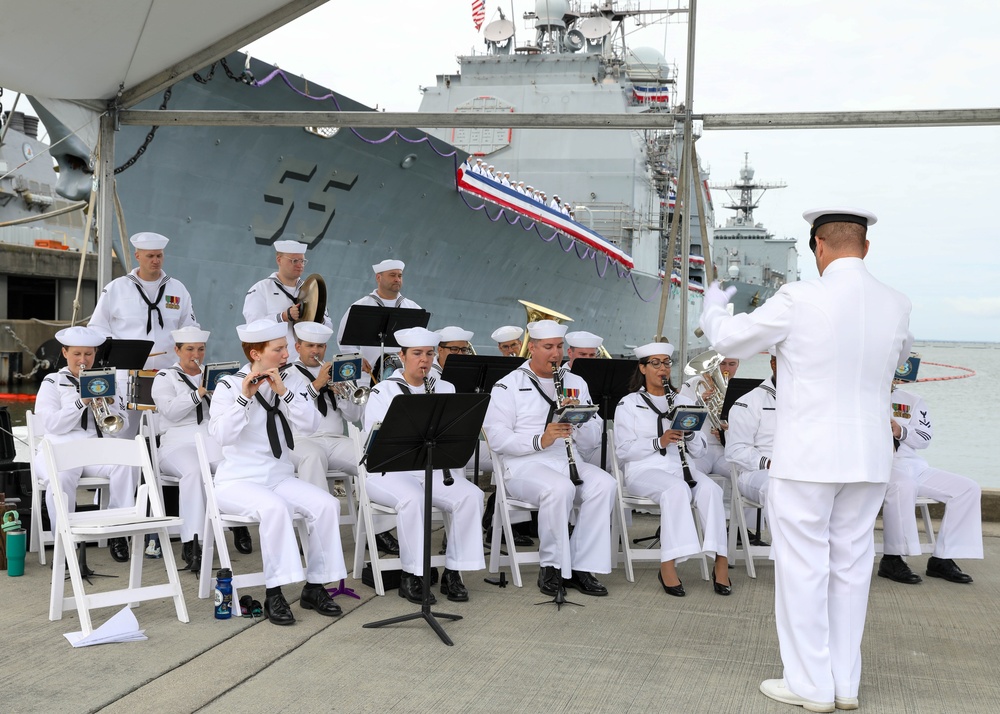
[485, 448, 541, 588]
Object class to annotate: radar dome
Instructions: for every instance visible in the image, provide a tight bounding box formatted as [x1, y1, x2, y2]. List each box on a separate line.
[534, 0, 569, 26]
[625, 47, 671, 82]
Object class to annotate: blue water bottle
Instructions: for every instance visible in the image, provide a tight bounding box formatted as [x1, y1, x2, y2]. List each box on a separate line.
[214, 568, 233, 619]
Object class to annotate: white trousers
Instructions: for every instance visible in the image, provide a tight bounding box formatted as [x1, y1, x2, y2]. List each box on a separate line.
[289, 434, 358, 493]
[692, 443, 728, 475]
[158, 445, 219, 542]
[365, 471, 485, 576]
[738, 468, 770, 532]
[35, 450, 137, 533]
[505, 460, 616, 577]
[625, 466, 727, 562]
[769, 478, 886, 703]
[215, 477, 347, 589]
[882, 460, 983, 559]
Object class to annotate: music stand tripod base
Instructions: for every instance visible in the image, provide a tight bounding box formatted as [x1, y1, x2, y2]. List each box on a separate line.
[536, 583, 583, 611]
[327, 578, 361, 600]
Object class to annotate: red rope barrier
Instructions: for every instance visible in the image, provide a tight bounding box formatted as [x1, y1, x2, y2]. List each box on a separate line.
[916, 361, 976, 382]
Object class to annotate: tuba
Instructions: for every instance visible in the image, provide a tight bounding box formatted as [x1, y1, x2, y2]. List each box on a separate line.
[517, 299, 574, 358]
[683, 349, 729, 433]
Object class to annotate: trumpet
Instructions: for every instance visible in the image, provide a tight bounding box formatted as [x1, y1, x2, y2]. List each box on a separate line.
[331, 379, 370, 405]
[552, 362, 583, 486]
[78, 365, 125, 434]
[424, 375, 454, 485]
[663, 376, 696, 489]
[90, 397, 126, 435]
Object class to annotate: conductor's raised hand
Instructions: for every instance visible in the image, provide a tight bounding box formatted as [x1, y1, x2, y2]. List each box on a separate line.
[703, 281, 738, 311]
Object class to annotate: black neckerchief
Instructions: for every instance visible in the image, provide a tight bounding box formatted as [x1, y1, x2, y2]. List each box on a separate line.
[66, 374, 103, 438]
[517, 367, 558, 423]
[174, 367, 209, 424]
[293, 363, 336, 416]
[253, 391, 293, 458]
[272, 278, 299, 305]
[129, 274, 167, 333]
[637, 389, 670, 456]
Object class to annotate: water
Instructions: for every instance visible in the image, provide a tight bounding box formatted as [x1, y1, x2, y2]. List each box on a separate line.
[4, 340, 998, 487]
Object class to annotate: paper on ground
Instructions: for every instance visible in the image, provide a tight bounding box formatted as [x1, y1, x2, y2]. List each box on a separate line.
[64, 606, 148, 647]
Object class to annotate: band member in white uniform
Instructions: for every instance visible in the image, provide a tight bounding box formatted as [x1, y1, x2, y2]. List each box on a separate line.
[680, 355, 741, 478]
[242, 240, 333, 364]
[337, 259, 422, 384]
[877, 385, 982, 585]
[701, 207, 912, 712]
[615, 342, 731, 597]
[33, 326, 136, 562]
[363, 327, 486, 603]
[151, 325, 223, 573]
[208, 319, 346, 626]
[483, 319, 616, 597]
[430, 325, 474, 377]
[725, 348, 777, 543]
[89, 232, 199, 371]
[491, 326, 524, 357]
[286, 322, 364, 491]
[564, 331, 605, 467]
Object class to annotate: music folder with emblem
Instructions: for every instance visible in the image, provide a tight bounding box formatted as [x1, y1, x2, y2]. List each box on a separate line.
[329, 353, 363, 383]
[203, 362, 240, 391]
[668, 405, 708, 432]
[79, 368, 117, 400]
[553, 404, 599, 425]
[894, 355, 920, 383]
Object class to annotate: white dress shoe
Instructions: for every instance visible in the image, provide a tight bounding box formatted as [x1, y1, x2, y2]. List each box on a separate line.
[835, 696, 859, 710]
[759, 679, 835, 713]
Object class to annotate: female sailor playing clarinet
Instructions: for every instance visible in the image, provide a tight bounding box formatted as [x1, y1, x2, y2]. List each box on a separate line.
[615, 342, 731, 597]
[208, 319, 346, 626]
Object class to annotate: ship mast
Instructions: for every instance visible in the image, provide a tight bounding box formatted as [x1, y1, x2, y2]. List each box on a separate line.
[711, 152, 786, 226]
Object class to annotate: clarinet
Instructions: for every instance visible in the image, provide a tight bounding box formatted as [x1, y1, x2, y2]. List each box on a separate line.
[664, 376, 697, 490]
[424, 375, 454, 485]
[552, 362, 583, 486]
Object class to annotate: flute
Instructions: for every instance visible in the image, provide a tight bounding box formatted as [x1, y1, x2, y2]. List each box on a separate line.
[663, 376, 697, 489]
[552, 362, 583, 486]
[424, 375, 454, 486]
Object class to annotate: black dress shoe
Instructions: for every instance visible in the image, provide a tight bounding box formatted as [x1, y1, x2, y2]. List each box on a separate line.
[926, 556, 973, 583]
[264, 592, 296, 625]
[537, 565, 562, 596]
[109, 537, 130, 563]
[878, 554, 922, 584]
[748, 531, 770, 547]
[440, 568, 470, 602]
[231, 527, 253, 555]
[300, 584, 343, 617]
[513, 533, 534, 547]
[712, 570, 732, 596]
[657, 571, 685, 597]
[398, 571, 437, 605]
[564, 570, 609, 597]
[374, 531, 400, 555]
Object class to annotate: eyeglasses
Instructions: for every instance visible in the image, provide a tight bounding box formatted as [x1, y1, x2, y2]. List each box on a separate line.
[439, 345, 473, 354]
[283, 258, 308, 266]
[644, 358, 672, 368]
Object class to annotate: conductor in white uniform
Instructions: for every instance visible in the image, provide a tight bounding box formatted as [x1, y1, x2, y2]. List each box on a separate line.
[242, 240, 333, 364]
[700, 207, 913, 712]
[483, 319, 616, 597]
[209, 319, 347, 626]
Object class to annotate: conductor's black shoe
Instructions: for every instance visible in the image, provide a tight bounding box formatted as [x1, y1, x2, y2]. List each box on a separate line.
[398, 571, 436, 605]
[374, 531, 400, 555]
[109, 537, 130, 563]
[264, 592, 296, 625]
[878, 555, 922, 584]
[564, 570, 608, 597]
[440, 569, 470, 602]
[231, 527, 253, 555]
[537, 566, 562, 596]
[926, 556, 973, 583]
[300, 584, 343, 617]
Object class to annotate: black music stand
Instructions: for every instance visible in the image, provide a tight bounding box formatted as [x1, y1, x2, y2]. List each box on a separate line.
[95, 339, 155, 370]
[570, 358, 637, 470]
[340, 306, 430, 378]
[362, 392, 490, 646]
[440, 355, 520, 486]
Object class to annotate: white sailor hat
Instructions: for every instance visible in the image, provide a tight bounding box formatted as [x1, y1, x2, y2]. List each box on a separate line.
[171, 325, 210, 344]
[491, 325, 524, 343]
[294, 322, 334, 343]
[475, 158, 483, 163]
[129, 232, 169, 251]
[56, 326, 105, 348]
[518, 181, 525, 186]
[634, 342, 674, 360]
[394, 327, 441, 348]
[565, 331, 603, 349]
[436, 326, 474, 343]
[487, 165, 495, 169]
[273, 240, 307, 254]
[526, 320, 567, 340]
[526, 185, 533, 190]
[372, 259, 405, 274]
[237, 319, 287, 343]
[802, 207, 877, 249]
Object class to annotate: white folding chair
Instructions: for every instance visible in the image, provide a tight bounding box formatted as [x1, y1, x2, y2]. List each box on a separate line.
[140, 412, 182, 541]
[26, 410, 109, 565]
[875, 496, 940, 555]
[609, 424, 710, 583]
[43, 435, 188, 635]
[326, 468, 357, 528]
[195, 434, 310, 603]
[485, 448, 541, 588]
[348, 423, 446, 596]
[726, 464, 770, 578]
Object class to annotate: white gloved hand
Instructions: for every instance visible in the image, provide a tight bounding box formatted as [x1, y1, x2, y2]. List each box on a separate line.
[703, 281, 737, 311]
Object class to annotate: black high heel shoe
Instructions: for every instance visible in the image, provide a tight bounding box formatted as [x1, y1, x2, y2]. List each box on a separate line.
[711, 570, 732, 596]
[657, 571, 685, 597]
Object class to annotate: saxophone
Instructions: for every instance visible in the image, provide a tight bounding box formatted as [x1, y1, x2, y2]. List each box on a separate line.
[552, 362, 583, 486]
[424, 375, 454, 485]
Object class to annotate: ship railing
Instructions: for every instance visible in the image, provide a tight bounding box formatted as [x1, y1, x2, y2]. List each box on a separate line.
[575, 201, 638, 254]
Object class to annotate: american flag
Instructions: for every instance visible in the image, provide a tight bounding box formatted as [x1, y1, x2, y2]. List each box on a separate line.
[472, 0, 486, 30]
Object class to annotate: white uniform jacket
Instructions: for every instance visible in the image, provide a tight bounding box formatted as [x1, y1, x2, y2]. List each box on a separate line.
[208, 364, 319, 487]
[337, 293, 422, 374]
[89, 270, 198, 370]
[242, 272, 333, 362]
[35, 367, 130, 444]
[614, 390, 707, 477]
[287, 361, 364, 438]
[701, 257, 912, 484]
[725, 377, 776, 474]
[482, 362, 602, 473]
[889, 387, 932, 461]
[151, 364, 222, 459]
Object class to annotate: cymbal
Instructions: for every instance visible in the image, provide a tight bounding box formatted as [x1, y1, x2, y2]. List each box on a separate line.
[298, 273, 327, 323]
